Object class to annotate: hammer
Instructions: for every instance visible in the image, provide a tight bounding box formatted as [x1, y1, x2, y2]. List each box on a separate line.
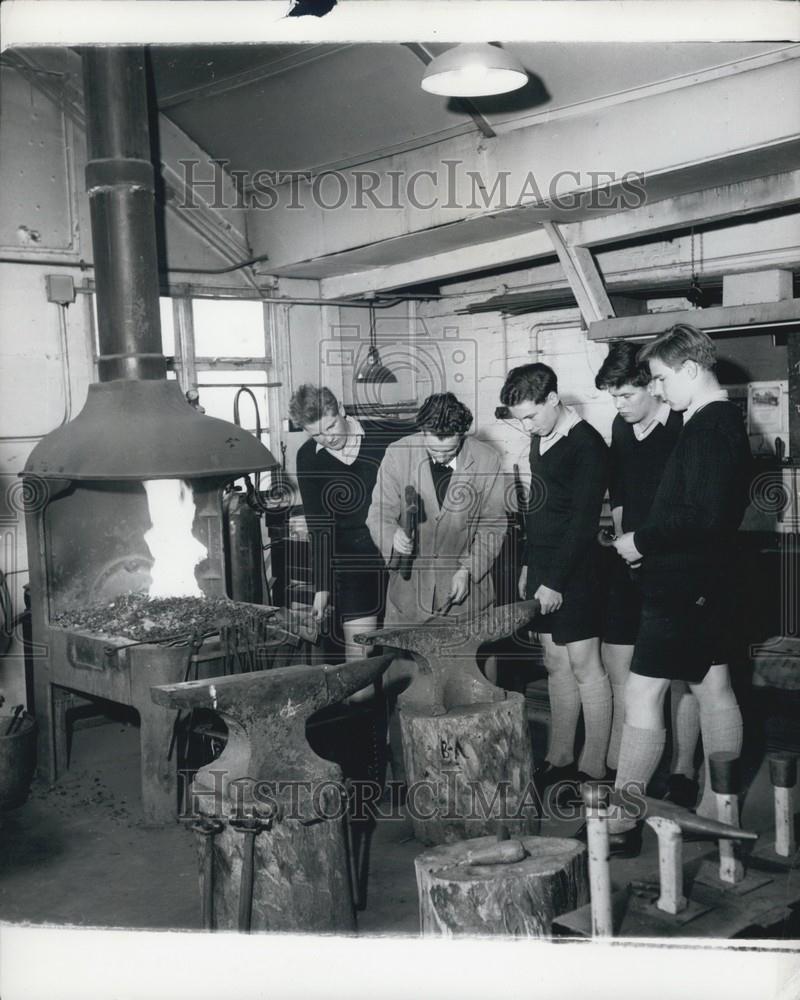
[645, 816, 687, 915]
[190, 817, 225, 931]
[230, 807, 274, 933]
[709, 751, 744, 884]
[387, 485, 418, 581]
[582, 783, 614, 937]
[768, 753, 797, 858]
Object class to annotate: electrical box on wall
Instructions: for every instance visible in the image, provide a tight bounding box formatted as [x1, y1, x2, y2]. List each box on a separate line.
[726, 380, 790, 458]
[45, 274, 75, 306]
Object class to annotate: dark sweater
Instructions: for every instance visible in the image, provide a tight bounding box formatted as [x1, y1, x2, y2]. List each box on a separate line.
[524, 419, 609, 591]
[633, 401, 751, 597]
[609, 409, 683, 533]
[296, 425, 389, 592]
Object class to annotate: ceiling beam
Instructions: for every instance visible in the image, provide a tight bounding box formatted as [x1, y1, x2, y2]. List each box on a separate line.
[587, 297, 800, 342]
[563, 165, 800, 248]
[318, 228, 555, 298]
[316, 171, 800, 297]
[158, 44, 354, 110]
[541, 221, 615, 323]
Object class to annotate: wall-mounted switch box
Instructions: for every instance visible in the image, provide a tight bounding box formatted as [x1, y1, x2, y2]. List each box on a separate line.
[45, 274, 76, 305]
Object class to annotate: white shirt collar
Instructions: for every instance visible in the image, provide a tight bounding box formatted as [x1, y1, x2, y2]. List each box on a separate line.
[633, 401, 671, 441]
[539, 405, 581, 455]
[316, 415, 364, 465]
[683, 388, 729, 424]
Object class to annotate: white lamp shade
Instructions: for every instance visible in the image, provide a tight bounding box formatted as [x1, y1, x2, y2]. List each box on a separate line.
[421, 43, 527, 97]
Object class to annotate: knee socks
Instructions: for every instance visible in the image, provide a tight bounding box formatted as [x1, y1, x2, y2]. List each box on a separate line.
[576, 674, 613, 779]
[545, 671, 582, 767]
[606, 682, 627, 771]
[610, 723, 666, 833]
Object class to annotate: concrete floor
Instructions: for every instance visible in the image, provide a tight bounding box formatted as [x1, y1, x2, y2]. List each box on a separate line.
[0, 713, 796, 939]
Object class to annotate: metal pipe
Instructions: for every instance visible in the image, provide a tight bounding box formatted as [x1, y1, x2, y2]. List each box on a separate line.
[82, 48, 166, 382]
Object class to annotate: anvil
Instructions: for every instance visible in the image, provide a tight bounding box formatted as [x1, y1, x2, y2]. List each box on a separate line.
[152, 653, 392, 821]
[354, 599, 540, 716]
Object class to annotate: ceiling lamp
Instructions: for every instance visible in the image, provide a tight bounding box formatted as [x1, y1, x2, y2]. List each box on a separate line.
[421, 43, 527, 97]
[354, 303, 397, 385]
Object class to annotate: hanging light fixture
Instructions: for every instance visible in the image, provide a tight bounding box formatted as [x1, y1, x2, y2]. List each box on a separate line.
[421, 43, 527, 97]
[354, 302, 397, 384]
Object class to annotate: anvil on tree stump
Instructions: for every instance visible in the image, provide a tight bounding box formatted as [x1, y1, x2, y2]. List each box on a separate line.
[355, 600, 540, 845]
[152, 653, 392, 933]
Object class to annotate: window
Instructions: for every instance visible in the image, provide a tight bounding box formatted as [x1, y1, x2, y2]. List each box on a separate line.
[90, 290, 277, 452]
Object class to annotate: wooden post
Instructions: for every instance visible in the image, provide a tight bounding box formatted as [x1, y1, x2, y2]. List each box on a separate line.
[768, 754, 797, 858]
[709, 751, 744, 885]
[582, 783, 614, 937]
[646, 816, 687, 915]
[414, 835, 588, 937]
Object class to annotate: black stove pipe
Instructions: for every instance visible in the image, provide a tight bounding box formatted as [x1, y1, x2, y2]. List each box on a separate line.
[83, 48, 167, 383]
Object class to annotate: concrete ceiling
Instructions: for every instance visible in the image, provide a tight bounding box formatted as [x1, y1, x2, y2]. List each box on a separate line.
[149, 41, 783, 175]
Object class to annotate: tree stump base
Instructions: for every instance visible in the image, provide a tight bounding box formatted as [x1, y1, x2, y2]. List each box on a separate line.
[400, 693, 537, 845]
[207, 812, 356, 934]
[415, 835, 588, 937]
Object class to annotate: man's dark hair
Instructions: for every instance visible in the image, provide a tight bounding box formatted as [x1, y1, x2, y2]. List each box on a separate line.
[638, 324, 717, 371]
[288, 384, 338, 427]
[595, 340, 652, 390]
[416, 393, 473, 437]
[499, 363, 557, 408]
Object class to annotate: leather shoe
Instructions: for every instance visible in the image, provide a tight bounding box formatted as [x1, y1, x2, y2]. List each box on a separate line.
[573, 822, 643, 859]
[664, 774, 699, 810]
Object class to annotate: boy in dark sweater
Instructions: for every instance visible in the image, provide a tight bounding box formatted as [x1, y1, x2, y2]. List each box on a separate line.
[499, 363, 611, 788]
[609, 325, 751, 853]
[595, 341, 700, 806]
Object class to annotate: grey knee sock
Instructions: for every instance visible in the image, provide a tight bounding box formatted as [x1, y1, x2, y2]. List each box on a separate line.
[669, 684, 701, 778]
[695, 705, 744, 819]
[610, 723, 667, 833]
[577, 674, 613, 779]
[606, 682, 626, 770]
[546, 671, 581, 767]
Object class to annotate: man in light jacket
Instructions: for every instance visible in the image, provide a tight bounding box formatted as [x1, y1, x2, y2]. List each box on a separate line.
[367, 392, 507, 626]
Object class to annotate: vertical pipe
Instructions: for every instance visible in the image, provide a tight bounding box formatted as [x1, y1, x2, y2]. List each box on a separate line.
[82, 47, 166, 382]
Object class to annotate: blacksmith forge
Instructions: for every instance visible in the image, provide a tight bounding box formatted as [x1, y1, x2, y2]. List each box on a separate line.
[20, 48, 277, 824]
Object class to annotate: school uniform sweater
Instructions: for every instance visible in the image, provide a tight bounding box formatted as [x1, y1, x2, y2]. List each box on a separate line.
[524, 420, 609, 592]
[633, 401, 751, 599]
[609, 409, 683, 533]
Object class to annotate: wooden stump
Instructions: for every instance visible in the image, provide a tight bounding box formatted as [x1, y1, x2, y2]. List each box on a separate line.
[415, 835, 588, 937]
[208, 813, 356, 933]
[400, 693, 537, 845]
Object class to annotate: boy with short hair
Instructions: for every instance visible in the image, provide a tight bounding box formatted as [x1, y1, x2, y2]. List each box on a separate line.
[499, 363, 611, 788]
[608, 324, 751, 854]
[595, 341, 699, 805]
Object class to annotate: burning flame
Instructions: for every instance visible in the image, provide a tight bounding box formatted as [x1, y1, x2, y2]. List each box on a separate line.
[143, 479, 208, 598]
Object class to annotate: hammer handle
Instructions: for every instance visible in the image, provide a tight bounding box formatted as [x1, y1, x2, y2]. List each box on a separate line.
[582, 785, 613, 937]
[774, 785, 797, 858]
[716, 792, 745, 884]
[387, 485, 418, 581]
[238, 832, 257, 933]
